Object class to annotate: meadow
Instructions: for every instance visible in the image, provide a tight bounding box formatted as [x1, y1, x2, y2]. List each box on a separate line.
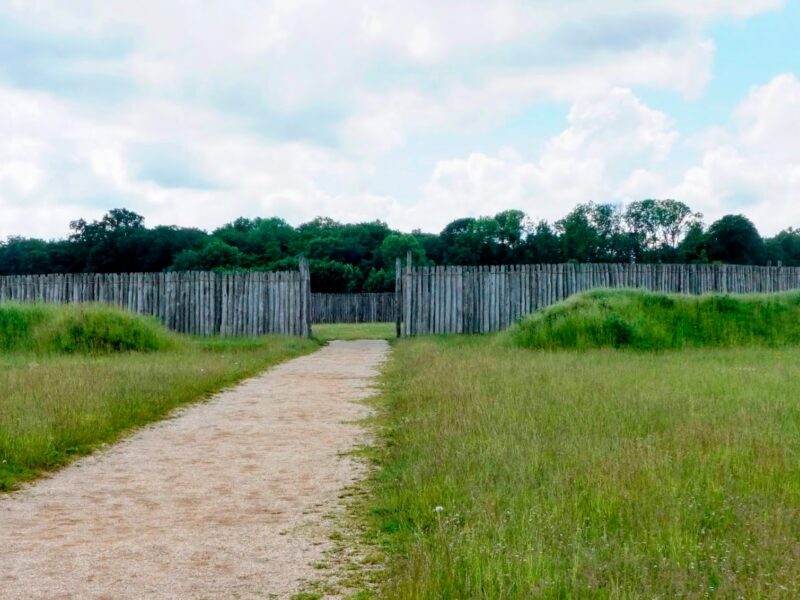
[0, 304, 318, 490]
[5, 294, 800, 598]
[365, 292, 800, 598]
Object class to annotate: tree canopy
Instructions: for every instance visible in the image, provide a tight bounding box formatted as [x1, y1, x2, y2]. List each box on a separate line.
[1, 203, 795, 292]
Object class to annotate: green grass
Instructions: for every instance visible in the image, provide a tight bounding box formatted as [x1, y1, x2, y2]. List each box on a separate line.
[0, 304, 319, 491]
[367, 336, 800, 598]
[510, 290, 800, 351]
[313, 322, 396, 342]
[0, 303, 175, 354]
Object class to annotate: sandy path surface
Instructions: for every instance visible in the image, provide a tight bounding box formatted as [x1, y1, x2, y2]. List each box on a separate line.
[0, 339, 388, 600]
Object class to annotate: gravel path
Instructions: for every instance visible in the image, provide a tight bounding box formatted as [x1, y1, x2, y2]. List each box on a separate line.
[0, 340, 388, 599]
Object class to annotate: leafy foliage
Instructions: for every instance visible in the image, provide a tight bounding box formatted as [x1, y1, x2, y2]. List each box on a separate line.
[1, 203, 795, 292]
[624, 199, 701, 251]
[706, 214, 766, 265]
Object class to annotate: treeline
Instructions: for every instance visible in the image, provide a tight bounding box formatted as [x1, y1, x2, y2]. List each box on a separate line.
[2, 201, 799, 292]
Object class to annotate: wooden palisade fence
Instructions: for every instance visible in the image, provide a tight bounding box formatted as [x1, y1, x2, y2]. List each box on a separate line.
[401, 257, 800, 336]
[0, 259, 312, 337]
[311, 292, 396, 323]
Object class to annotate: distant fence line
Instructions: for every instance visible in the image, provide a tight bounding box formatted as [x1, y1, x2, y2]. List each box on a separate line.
[401, 261, 800, 336]
[311, 293, 396, 323]
[0, 261, 312, 337]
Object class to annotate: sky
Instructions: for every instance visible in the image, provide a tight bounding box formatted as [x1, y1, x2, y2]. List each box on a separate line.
[1, 0, 799, 240]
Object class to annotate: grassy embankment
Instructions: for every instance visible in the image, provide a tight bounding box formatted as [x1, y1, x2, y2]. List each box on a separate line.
[511, 289, 800, 350]
[366, 291, 800, 598]
[0, 303, 318, 491]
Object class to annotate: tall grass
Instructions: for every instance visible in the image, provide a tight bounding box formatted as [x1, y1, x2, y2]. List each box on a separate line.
[368, 337, 800, 598]
[0, 304, 47, 351]
[0, 304, 318, 490]
[510, 290, 800, 351]
[0, 303, 174, 354]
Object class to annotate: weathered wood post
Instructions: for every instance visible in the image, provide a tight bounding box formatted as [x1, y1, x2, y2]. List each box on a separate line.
[395, 257, 402, 338]
[404, 251, 413, 337]
[298, 256, 312, 338]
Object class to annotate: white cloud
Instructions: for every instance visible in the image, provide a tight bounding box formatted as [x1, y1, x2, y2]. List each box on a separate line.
[548, 88, 678, 162]
[735, 73, 800, 161]
[0, 1, 793, 241]
[664, 0, 784, 19]
[0, 84, 383, 238]
[0, 0, 745, 140]
[395, 88, 679, 231]
[400, 77, 800, 236]
[617, 169, 669, 201]
[674, 74, 800, 233]
[0, 162, 42, 195]
[342, 38, 711, 155]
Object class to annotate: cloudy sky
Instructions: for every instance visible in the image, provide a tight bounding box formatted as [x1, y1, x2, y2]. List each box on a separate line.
[1, 0, 799, 240]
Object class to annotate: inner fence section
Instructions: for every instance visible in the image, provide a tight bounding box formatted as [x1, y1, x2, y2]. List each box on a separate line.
[311, 293, 396, 323]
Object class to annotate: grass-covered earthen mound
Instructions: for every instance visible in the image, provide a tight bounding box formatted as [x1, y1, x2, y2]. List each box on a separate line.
[0, 304, 174, 354]
[510, 289, 800, 350]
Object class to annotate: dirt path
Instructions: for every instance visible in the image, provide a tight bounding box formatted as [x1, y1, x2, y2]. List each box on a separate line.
[0, 340, 388, 599]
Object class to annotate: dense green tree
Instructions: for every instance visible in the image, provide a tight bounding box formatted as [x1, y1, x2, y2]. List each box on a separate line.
[0, 238, 55, 275]
[439, 211, 527, 264]
[677, 223, 709, 264]
[557, 203, 649, 263]
[308, 259, 362, 293]
[494, 209, 528, 249]
[521, 221, 562, 263]
[69, 208, 145, 243]
[60, 209, 207, 273]
[765, 228, 800, 266]
[439, 218, 479, 264]
[412, 231, 445, 264]
[624, 199, 701, 251]
[379, 233, 427, 267]
[291, 218, 390, 271]
[67, 208, 148, 272]
[213, 217, 293, 263]
[136, 226, 208, 272]
[363, 268, 396, 292]
[171, 239, 243, 271]
[1, 202, 786, 291]
[556, 205, 602, 262]
[706, 215, 765, 265]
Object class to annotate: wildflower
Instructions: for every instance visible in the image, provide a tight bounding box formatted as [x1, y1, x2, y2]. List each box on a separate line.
[434, 505, 444, 514]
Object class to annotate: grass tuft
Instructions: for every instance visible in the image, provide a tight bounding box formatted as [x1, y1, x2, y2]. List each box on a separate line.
[509, 289, 800, 350]
[0, 304, 48, 351]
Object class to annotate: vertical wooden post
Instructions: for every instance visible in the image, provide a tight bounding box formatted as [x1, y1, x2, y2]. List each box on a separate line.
[404, 251, 413, 337]
[395, 257, 402, 338]
[298, 256, 312, 337]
